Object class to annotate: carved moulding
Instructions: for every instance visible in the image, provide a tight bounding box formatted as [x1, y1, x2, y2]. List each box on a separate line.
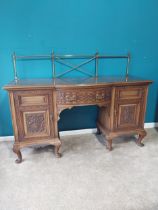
[57, 106, 75, 121]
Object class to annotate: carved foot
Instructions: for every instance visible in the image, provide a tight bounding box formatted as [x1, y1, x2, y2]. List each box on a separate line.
[13, 145, 22, 164]
[55, 144, 62, 158]
[137, 141, 144, 147]
[106, 137, 113, 151]
[136, 131, 147, 147]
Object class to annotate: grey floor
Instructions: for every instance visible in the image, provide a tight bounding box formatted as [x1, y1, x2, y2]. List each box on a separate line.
[0, 128, 158, 210]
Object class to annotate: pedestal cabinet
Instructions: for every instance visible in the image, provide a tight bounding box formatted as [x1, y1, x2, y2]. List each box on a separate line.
[8, 88, 61, 163]
[97, 85, 149, 150]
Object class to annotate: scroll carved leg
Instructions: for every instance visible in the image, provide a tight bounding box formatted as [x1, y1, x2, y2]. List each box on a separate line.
[136, 131, 147, 147]
[13, 144, 22, 164]
[54, 143, 62, 158]
[106, 137, 113, 151]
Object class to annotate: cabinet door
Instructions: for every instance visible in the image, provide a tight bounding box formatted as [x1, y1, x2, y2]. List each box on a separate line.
[114, 101, 141, 130]
[13, 89, 54, 141]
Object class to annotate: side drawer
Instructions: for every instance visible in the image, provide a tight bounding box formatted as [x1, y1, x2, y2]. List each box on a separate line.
[116, 86, 144, 100]
[13, 90, 51, 107]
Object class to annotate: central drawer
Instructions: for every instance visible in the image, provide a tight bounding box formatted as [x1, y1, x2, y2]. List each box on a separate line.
[56, 87, 111, 105]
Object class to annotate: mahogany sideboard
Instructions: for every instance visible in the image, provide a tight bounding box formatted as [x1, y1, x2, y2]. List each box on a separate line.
[4, 76, 152, 163]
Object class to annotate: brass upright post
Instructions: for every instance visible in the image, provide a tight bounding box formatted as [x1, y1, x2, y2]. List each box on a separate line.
[125, 53, 130, 81]
[52, 51, 55, 78]
[12, 52, 18, 82]
[95, 52, 99, 77]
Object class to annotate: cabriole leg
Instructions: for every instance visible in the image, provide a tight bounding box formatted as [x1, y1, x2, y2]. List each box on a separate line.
[13, 144, 22, 164]
[54, 143, 62, 158]
[136, 131, 147, 147]
[106, 137, 113, 151]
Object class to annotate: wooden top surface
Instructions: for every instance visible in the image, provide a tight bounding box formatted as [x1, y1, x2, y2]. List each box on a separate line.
[4, 75, 153, 90]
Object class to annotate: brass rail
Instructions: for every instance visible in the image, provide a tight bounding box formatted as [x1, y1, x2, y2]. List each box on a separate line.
[12, 51, 130, 81]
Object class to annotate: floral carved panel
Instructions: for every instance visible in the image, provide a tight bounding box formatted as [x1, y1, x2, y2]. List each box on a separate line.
[117, 103, 140, 129]
[120, 105, 136, 124]
[23, 111, 50, 138]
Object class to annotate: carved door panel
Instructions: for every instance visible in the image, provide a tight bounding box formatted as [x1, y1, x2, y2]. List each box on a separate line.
[114, 101, 141, 130]
[21, 109, 51, 139]
[13, 89, 55, 141]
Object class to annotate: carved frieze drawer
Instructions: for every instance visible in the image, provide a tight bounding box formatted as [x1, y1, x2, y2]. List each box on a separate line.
[56, 88, 111, 105]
